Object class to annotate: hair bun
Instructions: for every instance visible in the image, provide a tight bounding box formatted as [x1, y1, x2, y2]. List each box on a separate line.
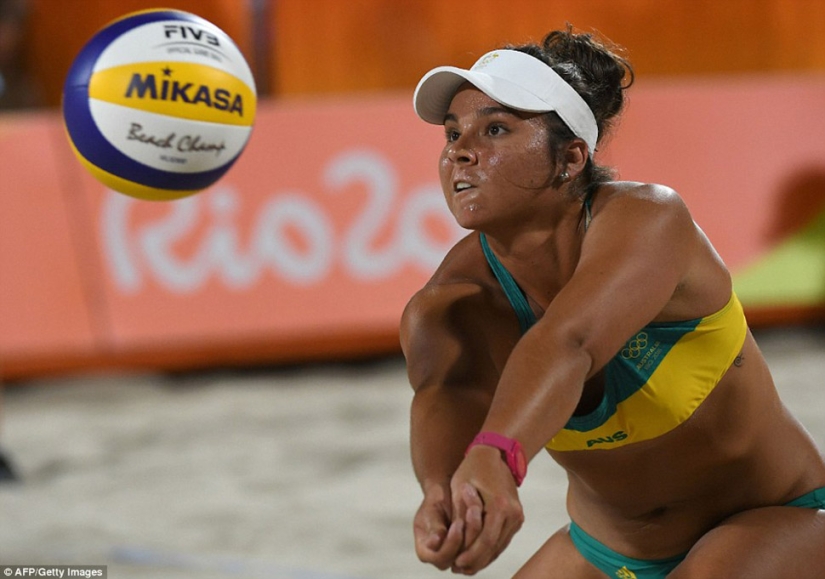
[540, 26, 634, 138]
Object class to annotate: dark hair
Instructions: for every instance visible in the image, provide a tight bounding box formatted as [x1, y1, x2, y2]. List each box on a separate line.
[506, 26, 634, 198]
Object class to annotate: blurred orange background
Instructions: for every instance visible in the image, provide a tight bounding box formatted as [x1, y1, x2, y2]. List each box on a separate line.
[18, 0, 825, 107]
[2, 0, 824, 380]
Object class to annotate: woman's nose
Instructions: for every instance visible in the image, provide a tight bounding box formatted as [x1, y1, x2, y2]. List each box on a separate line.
[446, 135, 478, 165]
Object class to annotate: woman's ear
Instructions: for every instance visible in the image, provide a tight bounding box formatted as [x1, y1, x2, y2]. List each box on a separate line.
[564, 139, 589, 179]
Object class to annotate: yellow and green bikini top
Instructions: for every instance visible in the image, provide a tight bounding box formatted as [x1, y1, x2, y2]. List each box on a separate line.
[479, 232, 747, 452]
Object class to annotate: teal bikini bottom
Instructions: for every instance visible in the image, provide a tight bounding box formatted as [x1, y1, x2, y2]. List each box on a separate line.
[569, 486, 825, 579]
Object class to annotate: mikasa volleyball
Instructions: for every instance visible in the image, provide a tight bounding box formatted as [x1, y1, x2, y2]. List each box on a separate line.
[62, 9, 257, 201]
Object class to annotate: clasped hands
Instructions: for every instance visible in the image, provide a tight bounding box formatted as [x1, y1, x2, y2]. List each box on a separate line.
[414, 445, 525, 575]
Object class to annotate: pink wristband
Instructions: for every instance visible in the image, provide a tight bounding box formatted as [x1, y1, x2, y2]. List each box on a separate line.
[466, 431, 527, 486]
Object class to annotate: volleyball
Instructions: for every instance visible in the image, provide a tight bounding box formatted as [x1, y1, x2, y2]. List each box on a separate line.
[62, 9, 257, 201]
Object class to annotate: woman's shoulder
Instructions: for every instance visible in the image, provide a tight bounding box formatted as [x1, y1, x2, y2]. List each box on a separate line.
[400, 234, 521, 390]
[405, 234, 496, 314]
[590, 180, 693, 227]
[401, 233, 517, 341]
[596, 180, 683, 204]
[417, 232, 509, 290]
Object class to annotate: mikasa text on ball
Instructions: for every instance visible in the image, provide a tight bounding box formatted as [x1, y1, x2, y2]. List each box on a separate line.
[63, 9, 257, 201]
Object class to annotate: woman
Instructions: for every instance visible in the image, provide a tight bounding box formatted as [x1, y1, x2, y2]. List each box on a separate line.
[400, 28, 825, 578]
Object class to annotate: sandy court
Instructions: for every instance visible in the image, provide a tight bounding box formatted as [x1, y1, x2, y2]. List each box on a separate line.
[1, 326, 823, 579]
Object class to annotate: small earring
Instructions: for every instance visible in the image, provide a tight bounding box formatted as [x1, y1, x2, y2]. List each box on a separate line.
[560, 171, 570, 182]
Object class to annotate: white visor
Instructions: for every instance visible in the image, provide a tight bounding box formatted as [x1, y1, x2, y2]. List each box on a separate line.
[413, 49, 598, 152]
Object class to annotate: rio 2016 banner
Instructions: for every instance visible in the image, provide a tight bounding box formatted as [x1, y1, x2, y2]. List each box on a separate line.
[0, 98, 463, 379]
[2, 77, 825, 379]
[94, 143, 459, 344]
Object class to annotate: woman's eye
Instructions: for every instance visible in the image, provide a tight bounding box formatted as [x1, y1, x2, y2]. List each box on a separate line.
[445, 129, 460, 142]
[487, 124, 505, 136]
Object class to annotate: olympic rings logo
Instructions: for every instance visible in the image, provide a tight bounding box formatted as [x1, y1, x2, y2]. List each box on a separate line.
[621, 332, 648, 359]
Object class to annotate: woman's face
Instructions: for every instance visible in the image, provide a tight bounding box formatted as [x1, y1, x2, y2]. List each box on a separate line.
[439, 84, 556, 231]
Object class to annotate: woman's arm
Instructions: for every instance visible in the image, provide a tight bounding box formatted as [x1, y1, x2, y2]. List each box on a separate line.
[401, 281, 517, 570]
[483, 185, 703, 454]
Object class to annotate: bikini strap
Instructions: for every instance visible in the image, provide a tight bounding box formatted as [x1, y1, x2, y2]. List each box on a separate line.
[479, 233, 537, 334]
[584, 192, 594, 231]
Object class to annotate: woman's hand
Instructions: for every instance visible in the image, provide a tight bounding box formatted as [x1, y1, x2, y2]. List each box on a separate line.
[413, 480, 466, 570]
[450, 445, 525, 574]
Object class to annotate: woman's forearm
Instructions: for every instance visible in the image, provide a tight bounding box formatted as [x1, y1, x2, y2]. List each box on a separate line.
[410, 384, 493, 489]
